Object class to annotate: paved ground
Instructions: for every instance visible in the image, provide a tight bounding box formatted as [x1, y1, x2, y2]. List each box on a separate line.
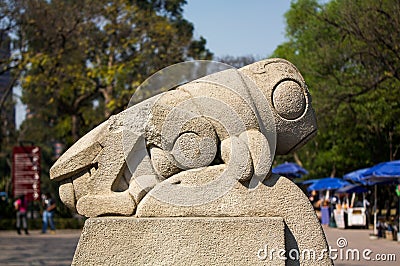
[0, 226, 398, 265]
[323, 226, 399, 265]
[0, 230, 80, 266]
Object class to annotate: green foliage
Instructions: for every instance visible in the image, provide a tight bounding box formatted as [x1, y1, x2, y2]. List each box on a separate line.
[0, 0, 212, 217]
[4, 0, 213, 147]
[273, 0, 400, 178]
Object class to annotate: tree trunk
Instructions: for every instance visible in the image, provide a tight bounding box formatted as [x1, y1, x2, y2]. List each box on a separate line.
[293, 152, 303, 167]
[71, 114, 79, 142]
[102, 86, 113, 119]
[389, 131, 393, 161]
[0, 77, 16, 110]
[330, 164, 336, 177]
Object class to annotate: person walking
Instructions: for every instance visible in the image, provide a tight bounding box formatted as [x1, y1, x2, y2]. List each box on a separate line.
[42, 193, 56, 234]
[14, 195, 29, 235]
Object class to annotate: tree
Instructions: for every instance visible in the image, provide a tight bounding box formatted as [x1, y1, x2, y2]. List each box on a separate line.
[0, 0, 212, 215]
[12, 0, 212, 146]
[0, 5, 17, 190]
[272, 0, 400, 178]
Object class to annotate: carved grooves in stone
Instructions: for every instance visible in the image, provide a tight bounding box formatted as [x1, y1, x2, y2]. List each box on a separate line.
[111, 162, 131, 192]
[271, 78, 307, 121]
[209, 133, 223, 166]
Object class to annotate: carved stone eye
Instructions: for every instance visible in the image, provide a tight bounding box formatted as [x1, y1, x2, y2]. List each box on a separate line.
[272, 80, 306, 120]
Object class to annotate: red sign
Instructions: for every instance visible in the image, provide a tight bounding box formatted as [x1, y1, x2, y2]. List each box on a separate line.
[12, 146, 41, 201]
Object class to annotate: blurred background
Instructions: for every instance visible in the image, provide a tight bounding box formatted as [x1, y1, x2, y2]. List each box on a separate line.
[0, 0, 399, 230]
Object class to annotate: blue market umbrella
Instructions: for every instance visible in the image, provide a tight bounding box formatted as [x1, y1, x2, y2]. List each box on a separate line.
[344, 167, 378, 234]
[307, 177, 351, 192]
[336, 184, 369, 194]
[272, 162, 308, 178]
[360, 160, 400, 183]
[343, 168, 371, 185]
[360, 160, 400, 235]
[298, 179, 319, 185]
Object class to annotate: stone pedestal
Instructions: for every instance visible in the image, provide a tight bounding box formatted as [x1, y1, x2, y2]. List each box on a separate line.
[72, 217, 285, 265]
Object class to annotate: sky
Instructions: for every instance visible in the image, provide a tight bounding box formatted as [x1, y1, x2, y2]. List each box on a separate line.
[183, 0, 292, 58]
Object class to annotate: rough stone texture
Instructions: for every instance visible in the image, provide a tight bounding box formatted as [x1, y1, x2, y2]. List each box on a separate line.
[137, 174, 332, 265]
[72, 217, 285, 266]
[50, 58, 331, 265]
[240, 59, 317, 155]
[50, 58, 317, 218]
[51, 98, 161, 217]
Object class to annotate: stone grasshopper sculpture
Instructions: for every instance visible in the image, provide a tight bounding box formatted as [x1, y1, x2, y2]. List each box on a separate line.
[50, 58, 317, 217]
[50, 58, 333, 265]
